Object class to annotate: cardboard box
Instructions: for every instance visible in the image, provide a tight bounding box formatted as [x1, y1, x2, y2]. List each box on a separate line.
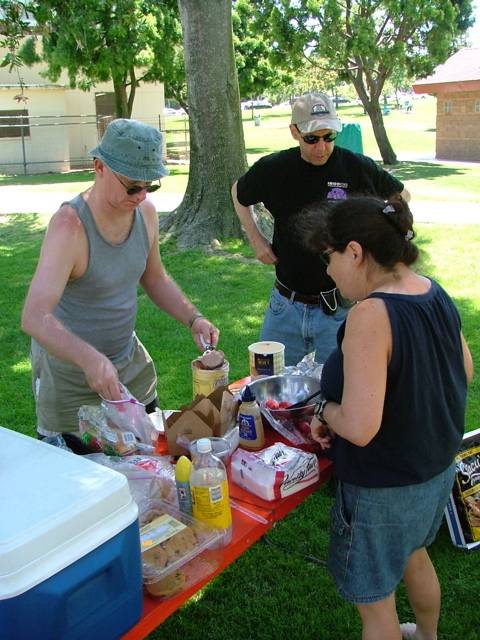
[165, 386, 238, 456]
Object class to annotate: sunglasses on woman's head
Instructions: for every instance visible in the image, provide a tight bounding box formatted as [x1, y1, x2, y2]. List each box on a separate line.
[320, 248, 336, 265]
[295, 124, 337, 145]
[112, 171, 161, 195]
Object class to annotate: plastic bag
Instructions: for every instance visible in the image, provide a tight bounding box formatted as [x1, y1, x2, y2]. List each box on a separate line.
[231, 443, 319, 501]
[284, 352, 324, 380]
[42, 434, 73, 452]
[101, 383, 157, 445]
[78, 405, 138, 456]
[86, 453, 177, 513]
[259, 407, 311, 446]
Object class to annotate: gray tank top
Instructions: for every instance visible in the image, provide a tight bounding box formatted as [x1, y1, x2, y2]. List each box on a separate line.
[54, 194, 150, 363]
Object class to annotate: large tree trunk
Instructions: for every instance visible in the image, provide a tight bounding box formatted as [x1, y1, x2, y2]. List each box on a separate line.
[365, 100, 398, 166]
[161, 0, 248, 247]
[350, 72, 398, 165]
[112, 74, 130, 118]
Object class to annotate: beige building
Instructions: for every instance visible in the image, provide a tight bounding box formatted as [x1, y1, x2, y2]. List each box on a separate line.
[0, 47, 165, 174]
[413, 47, 480, 162]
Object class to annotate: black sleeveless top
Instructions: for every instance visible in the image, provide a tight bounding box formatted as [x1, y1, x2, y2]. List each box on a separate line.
[320, 279, 467, 487]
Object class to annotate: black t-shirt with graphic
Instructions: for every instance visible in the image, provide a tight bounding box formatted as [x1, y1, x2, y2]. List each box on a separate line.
[236, 146, 404, 293]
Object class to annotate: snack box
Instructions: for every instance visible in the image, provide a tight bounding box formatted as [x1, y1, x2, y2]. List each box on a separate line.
[0, 427, 143, 640]
[139, 499, 223, 599]
[444, 427, 480, 551]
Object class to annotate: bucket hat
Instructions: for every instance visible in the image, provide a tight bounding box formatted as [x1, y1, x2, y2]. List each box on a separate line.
[90, 118, 169, 181]
[291, 92, 342, 134]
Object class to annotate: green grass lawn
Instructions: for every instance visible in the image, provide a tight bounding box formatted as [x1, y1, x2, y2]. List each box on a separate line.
[0, 212, 478, 640]
[0, 100, 479, 639]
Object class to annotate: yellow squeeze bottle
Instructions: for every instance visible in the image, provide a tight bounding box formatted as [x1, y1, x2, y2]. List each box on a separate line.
[190, 438, 232, 546]
[175, 455, 193, 516]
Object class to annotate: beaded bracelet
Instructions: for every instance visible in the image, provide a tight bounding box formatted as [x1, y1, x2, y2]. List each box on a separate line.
[188, 312, 205, 328]
[314, 399, 328, 424]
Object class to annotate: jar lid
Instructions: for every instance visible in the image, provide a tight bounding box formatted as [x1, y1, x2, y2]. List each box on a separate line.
[197, 438, 212, 453]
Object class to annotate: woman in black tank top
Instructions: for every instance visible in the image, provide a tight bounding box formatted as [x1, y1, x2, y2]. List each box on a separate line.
[301, 196, 473, 640]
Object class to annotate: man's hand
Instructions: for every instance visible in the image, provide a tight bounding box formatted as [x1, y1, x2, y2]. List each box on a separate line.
[191, 317, 220, 350]
[252, 234, 278, 264]
[83, 352, 122, 400]
[231, 181, 277, 265]
[310, 416, 334, 450]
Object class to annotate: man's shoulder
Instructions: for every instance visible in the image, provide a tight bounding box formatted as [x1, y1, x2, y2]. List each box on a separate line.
[254, 146, 300, 169]
[50, 201, 82, 232]
[333, 145, 376, 167]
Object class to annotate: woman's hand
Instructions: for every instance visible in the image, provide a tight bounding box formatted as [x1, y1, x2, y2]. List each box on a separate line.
[310, 416, 335, 450]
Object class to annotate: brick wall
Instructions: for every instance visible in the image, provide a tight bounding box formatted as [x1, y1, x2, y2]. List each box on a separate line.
[436, 90, 480, 161]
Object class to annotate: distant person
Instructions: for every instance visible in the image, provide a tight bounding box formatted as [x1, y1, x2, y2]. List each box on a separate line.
[306, 196, 473, 640]
[404, 98, 413, 113]
[231, 92, 410, 366]
[22, 118, 219, 437]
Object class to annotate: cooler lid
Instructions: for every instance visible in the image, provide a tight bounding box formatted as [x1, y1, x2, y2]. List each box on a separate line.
[0, 427, 138, 599]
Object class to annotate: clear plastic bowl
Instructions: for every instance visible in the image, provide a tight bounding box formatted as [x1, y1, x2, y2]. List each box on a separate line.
[188, 436, 233, 465]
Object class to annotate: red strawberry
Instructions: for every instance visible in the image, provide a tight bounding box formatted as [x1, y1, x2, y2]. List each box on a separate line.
[278, 401, 291, 408]
[296, 420, 311, 435]
[265, 399, 280, 409]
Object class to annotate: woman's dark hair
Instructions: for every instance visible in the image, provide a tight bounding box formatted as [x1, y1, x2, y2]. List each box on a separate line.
[305, 195, 418, 268]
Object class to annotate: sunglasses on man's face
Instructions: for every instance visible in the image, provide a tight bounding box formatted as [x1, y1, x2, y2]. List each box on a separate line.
[295, 125, 337, 145]
[112, 171, 161, 195]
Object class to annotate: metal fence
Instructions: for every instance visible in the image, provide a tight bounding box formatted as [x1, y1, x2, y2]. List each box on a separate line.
[0, 113, 190, 175]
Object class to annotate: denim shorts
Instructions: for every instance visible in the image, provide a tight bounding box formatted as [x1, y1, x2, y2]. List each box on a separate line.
[328, 462, 456, 604]
[259, 286, 347, 366]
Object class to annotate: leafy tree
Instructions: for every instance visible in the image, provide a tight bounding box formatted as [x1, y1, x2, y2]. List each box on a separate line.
[28, 0, 182, 118]
[160, 0, 247, 247]
[233, 0, 293, 102]
[258, 0, 474, 164]
[0, 0, 34, 102]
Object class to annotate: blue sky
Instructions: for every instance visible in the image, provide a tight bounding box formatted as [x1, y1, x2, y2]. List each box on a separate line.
[467, 0, 480, 46]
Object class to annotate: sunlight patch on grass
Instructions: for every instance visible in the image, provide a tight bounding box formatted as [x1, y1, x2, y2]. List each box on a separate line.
[11, 359, 31, 374]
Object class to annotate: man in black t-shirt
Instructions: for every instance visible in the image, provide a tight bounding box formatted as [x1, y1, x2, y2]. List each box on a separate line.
[231, 92, 409, 365]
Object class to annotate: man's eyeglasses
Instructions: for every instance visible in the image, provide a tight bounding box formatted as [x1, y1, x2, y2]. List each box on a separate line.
[295, 125, 337, 145]
[320, 248, 335, 265]
[112, 171, 161, 195]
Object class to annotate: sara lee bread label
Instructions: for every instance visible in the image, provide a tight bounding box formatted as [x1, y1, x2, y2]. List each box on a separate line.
[445, 428, 480, 550]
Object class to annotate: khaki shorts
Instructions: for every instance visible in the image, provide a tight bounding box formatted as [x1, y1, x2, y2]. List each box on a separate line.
[31, 334, 157, 434]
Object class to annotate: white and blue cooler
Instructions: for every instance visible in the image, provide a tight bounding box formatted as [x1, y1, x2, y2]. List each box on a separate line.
[0, 427, 143, 640]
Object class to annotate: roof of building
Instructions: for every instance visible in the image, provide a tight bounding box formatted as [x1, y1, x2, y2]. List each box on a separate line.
[413, 47, 480, 93]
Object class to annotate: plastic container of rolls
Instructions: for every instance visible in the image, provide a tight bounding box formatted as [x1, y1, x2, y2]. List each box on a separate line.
[139, 499, 223, 599]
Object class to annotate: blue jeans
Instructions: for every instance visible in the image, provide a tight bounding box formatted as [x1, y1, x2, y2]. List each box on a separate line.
[260, 287, 347, 366]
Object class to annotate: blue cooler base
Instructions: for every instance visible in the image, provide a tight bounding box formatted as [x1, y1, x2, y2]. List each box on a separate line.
[0, 520, 143, 640]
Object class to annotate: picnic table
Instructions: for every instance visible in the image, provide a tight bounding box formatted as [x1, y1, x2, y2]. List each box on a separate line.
[122, 377, 333, 640]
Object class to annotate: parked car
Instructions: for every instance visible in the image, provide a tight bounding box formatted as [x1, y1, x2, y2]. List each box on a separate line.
[164, 107, 186, 116]
[333, 96, 352, 104]
[242, 99, 273, 110]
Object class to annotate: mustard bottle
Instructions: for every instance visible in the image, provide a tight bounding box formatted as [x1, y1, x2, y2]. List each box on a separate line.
[238, 385, 265, 451]
[175, 455, 192, 516]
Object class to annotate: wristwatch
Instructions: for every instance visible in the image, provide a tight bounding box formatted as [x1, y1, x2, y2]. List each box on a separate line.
[314, 399, 328, 424]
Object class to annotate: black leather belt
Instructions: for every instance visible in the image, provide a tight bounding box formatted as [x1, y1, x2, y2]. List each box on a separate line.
[274, 280, 338, 315]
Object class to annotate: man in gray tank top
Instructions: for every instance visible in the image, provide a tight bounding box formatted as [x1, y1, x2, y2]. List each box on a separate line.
[22, 118, 219, 436]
